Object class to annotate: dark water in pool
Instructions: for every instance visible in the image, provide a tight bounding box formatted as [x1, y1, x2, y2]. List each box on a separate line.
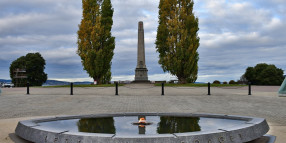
[38, 116, 245, 135]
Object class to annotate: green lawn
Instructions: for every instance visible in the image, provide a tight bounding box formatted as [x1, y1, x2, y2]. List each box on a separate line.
[154, 83, 246, 87]
[42, 84, 123, 88]
[41, 83, 246, 88]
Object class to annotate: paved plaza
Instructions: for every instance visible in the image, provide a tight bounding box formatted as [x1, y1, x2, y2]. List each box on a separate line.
[0, 84, 285, 143]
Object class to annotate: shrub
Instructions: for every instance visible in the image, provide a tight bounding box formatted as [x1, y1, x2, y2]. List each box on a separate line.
[213, 80, 221, 84]
[243, 63, 284, 85]
[237, 75, 248, 84]
[10, 53, 47, 87]
[223, 81, 228, 84]
[229, 80, 236, 84]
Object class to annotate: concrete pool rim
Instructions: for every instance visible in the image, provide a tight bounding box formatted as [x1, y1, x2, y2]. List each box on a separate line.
[15, 112, 270, 143]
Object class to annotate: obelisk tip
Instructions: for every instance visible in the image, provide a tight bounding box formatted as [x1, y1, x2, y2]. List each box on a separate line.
[138, 21, 143, 30]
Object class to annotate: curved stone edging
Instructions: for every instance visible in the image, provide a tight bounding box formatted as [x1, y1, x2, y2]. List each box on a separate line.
[15, 113, 269, 143]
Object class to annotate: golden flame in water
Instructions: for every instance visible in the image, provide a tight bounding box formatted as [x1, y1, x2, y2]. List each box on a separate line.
[139, 118, 146, 123]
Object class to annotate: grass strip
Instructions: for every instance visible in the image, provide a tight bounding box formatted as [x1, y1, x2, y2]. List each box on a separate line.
[41, 84, 123, 88]
[154, 83, 246, 87]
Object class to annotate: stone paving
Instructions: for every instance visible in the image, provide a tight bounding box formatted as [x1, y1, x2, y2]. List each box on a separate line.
[0, 84, 285, 143]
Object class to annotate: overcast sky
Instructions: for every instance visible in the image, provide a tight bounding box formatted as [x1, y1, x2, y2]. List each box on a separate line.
[0, 0, 285, 82]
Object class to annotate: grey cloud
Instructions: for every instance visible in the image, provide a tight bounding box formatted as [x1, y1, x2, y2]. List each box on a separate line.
[195, 0, 286, 82]
[41, 47, 80, 64]
[0, 34, 77, 62]
[0, 0, 285, 83]
[199, 1, 272, 33]
[0, 10, 81, 36]
[0, 0, 81, 15]
[111, 0, 158, 31]
[110, 0, 160, 77]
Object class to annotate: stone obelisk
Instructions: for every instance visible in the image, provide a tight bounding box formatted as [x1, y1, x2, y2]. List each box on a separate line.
[134, 21, 149, 82]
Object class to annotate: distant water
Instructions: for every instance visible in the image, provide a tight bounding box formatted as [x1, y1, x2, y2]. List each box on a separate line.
[43, 80, 92, 86]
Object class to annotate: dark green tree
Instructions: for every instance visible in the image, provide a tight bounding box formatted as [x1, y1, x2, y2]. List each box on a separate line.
[245, 67, 255, 83]
[213, 80, 221, 84]
[9, 53, 47, 87]
[229, 80, 236, 84]
[9, 56, 26, 87]
[237, 74, 248, 84]
[77, 117, 115, 134]
[156, 0, 200, 84]
[157, 116, 200, 134]
[244, 63, 284, 85]
[77, 0, 115, 84]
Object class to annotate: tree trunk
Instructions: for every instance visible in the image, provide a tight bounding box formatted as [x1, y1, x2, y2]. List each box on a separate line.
[178, 77, 187, 84]
[94, 77, 102, 85]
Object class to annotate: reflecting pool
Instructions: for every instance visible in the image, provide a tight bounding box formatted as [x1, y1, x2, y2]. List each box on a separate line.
[38, 116, 246, 135]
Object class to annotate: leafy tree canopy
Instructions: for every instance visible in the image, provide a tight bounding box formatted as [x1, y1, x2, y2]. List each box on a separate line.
[77, 0, 115, 84]
[156, 0, 200, 84]
[77, 117, 115, 133]
[9, 53, 47, 87]
[244, 63, 284, 85]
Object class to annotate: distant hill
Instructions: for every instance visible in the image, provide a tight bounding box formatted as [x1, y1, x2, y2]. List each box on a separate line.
[43, 80, 92, 86]
[0, 79, 11, 83]
[43, 80, 69, 86]
[0, 79, 92, 86]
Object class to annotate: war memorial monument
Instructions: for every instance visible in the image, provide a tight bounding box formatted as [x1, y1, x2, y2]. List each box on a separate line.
[0, 0, 283, 141]
[14, 21, 275, 143]
[134, 21, 149, 83]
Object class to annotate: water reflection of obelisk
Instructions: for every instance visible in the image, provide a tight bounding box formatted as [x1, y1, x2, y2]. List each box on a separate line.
[138, 116, 146, 134]
[135, 21, 149, 82]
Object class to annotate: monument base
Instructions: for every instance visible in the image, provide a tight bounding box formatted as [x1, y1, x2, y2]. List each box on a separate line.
[132, 80, 150, 83]
[134, 68, 148, 82]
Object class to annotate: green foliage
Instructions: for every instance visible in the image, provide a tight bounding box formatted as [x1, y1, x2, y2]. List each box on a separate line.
[213, 80, 221, 84]
[9, 56, 26, 87]
[244, 63, 284, 85]
[229, 80, 236, 84]
[223, 81, 228, 84]
[77, 0, 115, 84]
[186, 68, 198, 83]
[156, 0, 200, 84]
[9, 53, 47, 87]
[237, 74, 248, 84]
[157, 117, 200, 133]
[77, 117, 115, 133]
[245, 67, 255, 83]
[101, 69, 111, 84]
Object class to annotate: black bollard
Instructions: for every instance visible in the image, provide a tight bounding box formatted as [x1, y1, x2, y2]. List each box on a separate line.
[70, 83, 73, 95]
[27, 82, 30, 95]
[208, 82, 211, 95]
[115, 82, 118, 95]
[161, 82, 164, 96]
[248, 82, 251, 95]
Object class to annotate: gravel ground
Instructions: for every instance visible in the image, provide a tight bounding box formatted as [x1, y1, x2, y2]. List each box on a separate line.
[0, 84, 285, 143]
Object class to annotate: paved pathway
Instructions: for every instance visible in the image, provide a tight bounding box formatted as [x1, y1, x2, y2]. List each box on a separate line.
[0, 84, 285, 143]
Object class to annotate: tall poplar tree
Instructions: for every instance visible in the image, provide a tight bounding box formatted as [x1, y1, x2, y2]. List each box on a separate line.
[156, 0, 200, 83]
[77, 0, 115, 84]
